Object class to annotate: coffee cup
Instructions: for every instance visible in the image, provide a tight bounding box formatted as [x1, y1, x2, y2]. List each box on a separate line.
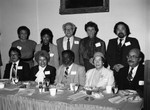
[49, 87, 57, 96]
[106, 86, 112, 94]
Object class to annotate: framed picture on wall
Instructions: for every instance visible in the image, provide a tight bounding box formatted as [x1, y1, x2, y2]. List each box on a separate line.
[59, 0, 109, 15]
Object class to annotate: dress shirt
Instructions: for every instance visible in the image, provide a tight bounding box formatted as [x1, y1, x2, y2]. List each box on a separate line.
[10, 60, 20, 79]
[63, 36, 74, 50]
[128, 65, 138, 81]
[64, 64, 73, 75]
[117, 37, 126, 46]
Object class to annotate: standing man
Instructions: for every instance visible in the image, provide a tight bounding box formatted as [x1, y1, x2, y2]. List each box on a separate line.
[107, 21, 140, 73]
[79, 21, 106, 71]
[57, 22, 80, 65]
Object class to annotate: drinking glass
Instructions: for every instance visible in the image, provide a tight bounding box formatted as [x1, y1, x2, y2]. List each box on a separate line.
[85, 88, 94, 101]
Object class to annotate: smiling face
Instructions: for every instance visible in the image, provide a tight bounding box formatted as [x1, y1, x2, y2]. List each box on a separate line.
[116, 24, 127, 38]
[10, 51, 19, 62]
[42, 34, 50, 45]
[38, 56, 47, 68]
[94, 56, 103, 70]
[62, 52, 73, 67]
[86, 26, 96, 38]
[64, 24, 74, 38]
[19, 30, 28, 41]
[127, 49, 141, 68]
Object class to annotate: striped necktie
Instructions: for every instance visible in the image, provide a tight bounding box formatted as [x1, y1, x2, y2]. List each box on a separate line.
[127, 67, 134, 81]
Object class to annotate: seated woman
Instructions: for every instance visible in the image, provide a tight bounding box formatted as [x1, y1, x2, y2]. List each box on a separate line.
[85, 52, 115, 90]
[30, 50, 56, 84]
[35, 28, 59, 69]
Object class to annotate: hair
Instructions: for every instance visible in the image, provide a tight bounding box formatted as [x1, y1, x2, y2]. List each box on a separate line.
[84, 21, 99, 35]
[62, 22, 77, 34]
[34, 50, 50, 63]
[61, 50, 75, 62]
[113, 21, 131, 36]
[40, 28, 53, 44]
[9, 47, 21, 59]
[17, 26, 30, 39]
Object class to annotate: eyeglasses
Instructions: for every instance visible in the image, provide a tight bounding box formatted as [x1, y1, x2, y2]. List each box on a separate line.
[127, 55, 139, 59]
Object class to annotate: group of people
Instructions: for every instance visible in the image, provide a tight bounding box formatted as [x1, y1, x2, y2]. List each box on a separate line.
[1, 21, 144, 96]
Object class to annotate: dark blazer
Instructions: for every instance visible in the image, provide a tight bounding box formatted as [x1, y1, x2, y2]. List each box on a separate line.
[4, 61, 30, 81]
[79, 37, 106, 71]
[57, 36, 81, 65]
[106, 37, 140, 69]
[118, 64, 144, 93]
[30, 65, 56, 84]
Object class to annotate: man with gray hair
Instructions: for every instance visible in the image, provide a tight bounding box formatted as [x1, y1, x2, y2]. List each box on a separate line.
[57, 22, 81, 65]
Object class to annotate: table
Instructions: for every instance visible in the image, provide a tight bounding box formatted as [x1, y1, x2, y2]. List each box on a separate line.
[0, 81, 143, 110]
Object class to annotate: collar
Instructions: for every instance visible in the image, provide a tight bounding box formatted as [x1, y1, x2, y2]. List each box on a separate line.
[64, 36, 74, 41]
[117, 36, 126, 45]
[12, 60, 20, 66]
[38, 66, 46, 71]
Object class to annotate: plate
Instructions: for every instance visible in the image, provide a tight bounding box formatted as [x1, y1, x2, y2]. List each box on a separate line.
[128, 96, 142, 103]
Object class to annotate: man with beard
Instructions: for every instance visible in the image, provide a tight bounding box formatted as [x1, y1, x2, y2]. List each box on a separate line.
[55, 50, 86, 89]
[117, 48, 144, 96]
[106, 22, 140, 82]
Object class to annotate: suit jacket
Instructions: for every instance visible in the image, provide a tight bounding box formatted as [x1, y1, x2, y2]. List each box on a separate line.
[57, 36, 81, 65]
[4, 61, 30, 81]
[106, 37, 140, 69]
[118, 64, 144, 93]
[30, 65, 56, 84]
[55, 63, 86, 86]
[35, 43, 59, 69]
[85, 67, 115, 89]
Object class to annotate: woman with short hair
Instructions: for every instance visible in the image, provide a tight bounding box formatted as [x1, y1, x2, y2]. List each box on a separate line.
[30, 50, 56, 84]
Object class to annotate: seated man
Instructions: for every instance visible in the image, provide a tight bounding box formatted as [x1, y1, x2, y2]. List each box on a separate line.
[4, 47, 30, 81]
[118, 48, 144, 96]
[55, 50, 86, 89]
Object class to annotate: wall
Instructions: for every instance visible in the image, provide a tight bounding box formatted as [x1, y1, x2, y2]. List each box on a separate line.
[0, 0, 149, 77]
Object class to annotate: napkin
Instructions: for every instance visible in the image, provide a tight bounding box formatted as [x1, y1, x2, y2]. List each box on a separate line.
[16, 88, 35, 96]
[108, 96, 128, 104]
[68, 91, 86, 100]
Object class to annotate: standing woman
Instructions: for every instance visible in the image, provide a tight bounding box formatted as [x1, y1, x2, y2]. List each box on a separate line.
[12, 26, 37, 68]
[79, 21, 106, 71]
[35, 28, 59, 69]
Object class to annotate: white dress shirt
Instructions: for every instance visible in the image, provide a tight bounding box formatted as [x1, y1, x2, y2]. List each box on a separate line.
[10, 60, 20, 79]
[63, 36, 74, 50]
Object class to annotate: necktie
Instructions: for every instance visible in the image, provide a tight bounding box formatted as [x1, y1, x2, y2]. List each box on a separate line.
[64, 67, 69, 77]
[67, 38, 70, 50]
[118, 39, 122, 48]
[12, 63, 16, 78]
[127, 67, 134, 81]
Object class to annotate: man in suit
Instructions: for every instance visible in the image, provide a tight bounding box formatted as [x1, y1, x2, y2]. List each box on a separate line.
[57, 22, 80, 65]
[55, 50, 86, 88]
[4, 47, 30, 81]
[118, 48, 144, 96]
[106, 22, 140, 81]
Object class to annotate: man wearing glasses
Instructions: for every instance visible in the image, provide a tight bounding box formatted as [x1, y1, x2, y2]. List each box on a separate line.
[117, 48, 144, 96]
